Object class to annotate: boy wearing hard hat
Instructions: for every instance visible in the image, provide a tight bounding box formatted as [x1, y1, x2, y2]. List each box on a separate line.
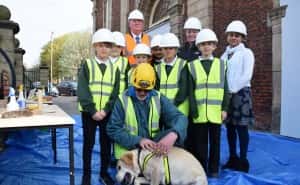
[221, 20, 254, 173]
[111, 31, 130, 94]
[155, 33, 189, 117]
[178, 17, 202, 61]
[78, 28, 120, 185]
[107, 63, 187, 160]
[150, 34, 163, 66]
[127, 43, 152, 86]
[187, 28, 230, 177]
[125, 9, 150, 66]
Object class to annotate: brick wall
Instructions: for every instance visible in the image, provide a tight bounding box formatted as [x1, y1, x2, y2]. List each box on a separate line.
[213, 0, 274, 130]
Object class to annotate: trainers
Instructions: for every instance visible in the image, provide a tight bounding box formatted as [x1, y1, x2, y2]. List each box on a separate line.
[208, 172, 219, 178]
[222, 156, 239, 170]
[99, 172, 115, 185]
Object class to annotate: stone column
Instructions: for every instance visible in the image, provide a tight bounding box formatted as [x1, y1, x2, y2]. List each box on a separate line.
[267, 5, 287, 133]
[14, 47, 25, 87]
[168, 0, 184, 41]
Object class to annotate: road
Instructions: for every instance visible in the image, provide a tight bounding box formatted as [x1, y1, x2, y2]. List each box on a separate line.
[52, 96, 79, 116]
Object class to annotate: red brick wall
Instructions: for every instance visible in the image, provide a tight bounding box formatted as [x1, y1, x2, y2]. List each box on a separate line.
[213, 0, 274, 130]
[95, 0, 104, 29]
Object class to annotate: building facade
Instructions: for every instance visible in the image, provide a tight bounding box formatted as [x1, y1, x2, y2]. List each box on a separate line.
[91, 0, 287, 132]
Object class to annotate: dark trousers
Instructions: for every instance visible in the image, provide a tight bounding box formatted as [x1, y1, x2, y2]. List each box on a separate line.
[226, 124, 249, 159]
[185, 122, 221, 173]
[82, 112, 111, 177]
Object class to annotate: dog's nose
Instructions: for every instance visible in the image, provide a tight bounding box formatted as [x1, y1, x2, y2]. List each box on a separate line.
[121, 172, 132, 185]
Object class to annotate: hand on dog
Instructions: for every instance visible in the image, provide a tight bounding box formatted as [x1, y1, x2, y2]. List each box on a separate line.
[155, 132, 178, 156]
[139, 138, 157, 151]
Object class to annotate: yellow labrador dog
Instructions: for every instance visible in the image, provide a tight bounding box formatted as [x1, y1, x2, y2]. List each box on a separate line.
[116, 147, 207, 185]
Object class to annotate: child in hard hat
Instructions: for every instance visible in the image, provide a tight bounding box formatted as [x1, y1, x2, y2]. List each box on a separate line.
[187, 28, 230, 177]
[221, 20, 255, 173]
[155, 33, 189, 117]
[78, 28, 120, 185]
[127, 43, 152, 86]
[111, 31, 130, 94]
[150, 34, 163, 66]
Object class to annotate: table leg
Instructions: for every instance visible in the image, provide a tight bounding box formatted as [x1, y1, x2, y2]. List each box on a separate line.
[69, 126, 75, 185]
[51, 128, 57, 163]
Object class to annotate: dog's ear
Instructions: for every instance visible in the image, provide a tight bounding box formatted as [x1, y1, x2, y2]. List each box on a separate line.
[120, 152, 134, 167]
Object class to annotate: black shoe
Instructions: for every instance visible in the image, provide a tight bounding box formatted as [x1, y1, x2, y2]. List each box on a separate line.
[99, 172, 115, 185]
[237, 158, 249, 173]
[222, 156, 239, 170]
[81, 175, 91, 185]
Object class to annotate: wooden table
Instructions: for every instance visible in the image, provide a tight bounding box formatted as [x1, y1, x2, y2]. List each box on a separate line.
[0, 104, 75, 185]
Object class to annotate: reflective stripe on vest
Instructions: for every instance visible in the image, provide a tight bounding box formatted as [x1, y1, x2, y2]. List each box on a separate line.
[113, 56, 128, 93]
[156, 58, 189, 116]
[114, 90, 161, 159]
[78, 59, 116, 111]
[125, 33, 150, 65]
[188, 58, 226, 124]
[142, 152, 171, 185]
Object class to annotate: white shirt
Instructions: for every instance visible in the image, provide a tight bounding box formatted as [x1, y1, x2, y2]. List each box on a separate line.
[199, 55, 214, 61]
[109, 56, 119, 64]
[131, 32, 142, 43]
[95, 56, 110, 65]
[162, 56, 177, 66]
[221, 43, 255, 93]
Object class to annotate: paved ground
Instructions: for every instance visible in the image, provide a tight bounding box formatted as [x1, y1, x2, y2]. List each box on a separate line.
[52, 95, 79, 116]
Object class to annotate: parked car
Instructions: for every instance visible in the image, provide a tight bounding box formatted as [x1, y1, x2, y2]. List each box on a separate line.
[57, 81, 77, 96]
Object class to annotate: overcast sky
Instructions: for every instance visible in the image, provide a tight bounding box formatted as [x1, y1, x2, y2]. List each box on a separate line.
[1, 0, 93, 68]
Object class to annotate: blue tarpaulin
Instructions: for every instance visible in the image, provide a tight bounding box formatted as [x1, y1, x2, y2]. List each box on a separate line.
[0, 114, 300, 185]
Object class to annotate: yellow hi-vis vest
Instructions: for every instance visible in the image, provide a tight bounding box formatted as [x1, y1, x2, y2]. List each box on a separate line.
[78, 58, 116, 111]
[188, 58, 226, 124]
[155, 58, 189, 116]
[113, 56, 129, 94]
[114, 90, 161, 159]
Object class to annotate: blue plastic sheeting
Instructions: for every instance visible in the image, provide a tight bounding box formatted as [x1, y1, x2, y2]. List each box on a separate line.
[1, 114, 300, 185]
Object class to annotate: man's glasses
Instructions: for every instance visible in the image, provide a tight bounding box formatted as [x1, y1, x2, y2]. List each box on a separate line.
[136, 88, 150, 93]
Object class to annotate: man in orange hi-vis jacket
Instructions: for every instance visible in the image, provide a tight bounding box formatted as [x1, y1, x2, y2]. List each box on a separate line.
[125, 9, 150, 66]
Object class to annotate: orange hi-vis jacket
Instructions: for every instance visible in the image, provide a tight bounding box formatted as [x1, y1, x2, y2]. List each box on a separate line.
[125, 33, 150, 65]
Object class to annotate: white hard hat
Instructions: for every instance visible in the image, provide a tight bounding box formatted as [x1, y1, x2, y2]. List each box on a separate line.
[112, 31, 125, 47]
[160, 33, 180, 48]
[128, 9, 144, 20]
[196, 28, 218, 45]
[133, 43, 151, 56]
[184, 17, 202, 30]
[150, 34, 162, 48]
[92, 28, 114, 44]
[225, 20, 247, 36]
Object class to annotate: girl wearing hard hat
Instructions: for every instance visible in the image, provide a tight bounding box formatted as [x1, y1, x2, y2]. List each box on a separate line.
[111, 31, 130, 94]
[127, 43, 152, 86]
[187, 28, 230, 178]
[221, 20, 254, 173]
[155, 33, 189, 117]
[78, 28, 120, 185]
[178, 17, 202, 62]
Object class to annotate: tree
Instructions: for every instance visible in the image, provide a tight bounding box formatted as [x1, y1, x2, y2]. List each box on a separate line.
[39, 29, 92, 81]
[58, 30, 92, 80]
